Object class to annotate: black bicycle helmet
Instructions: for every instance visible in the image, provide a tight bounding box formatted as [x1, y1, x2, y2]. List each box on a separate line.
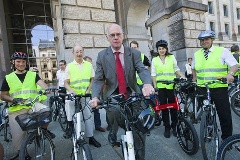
[134, 107, 156, 134]
[198, 30, 215, 40]
[11, 52, 28, 60]
[156, 39, 168, 49]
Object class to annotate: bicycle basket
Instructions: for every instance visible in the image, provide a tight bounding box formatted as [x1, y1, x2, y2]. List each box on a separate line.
[15, 108, 52, 131]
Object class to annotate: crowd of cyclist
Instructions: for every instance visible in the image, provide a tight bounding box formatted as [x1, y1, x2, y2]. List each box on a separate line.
[0, 25, 239, 160]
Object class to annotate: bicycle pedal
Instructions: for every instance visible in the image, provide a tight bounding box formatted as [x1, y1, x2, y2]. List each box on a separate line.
[111, 142, 121, 148]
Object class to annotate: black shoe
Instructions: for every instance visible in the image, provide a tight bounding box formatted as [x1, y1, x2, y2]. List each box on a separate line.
[46, 130, 56, 139]
[95, 127, 106, 132]
[89, 137, 101, 148]
[108, 132, 117, 145]
[63, 129, 72, 139]
[172, 127, 177, 137]
[164, 128, 171, 138]
[25, 154, 32, 160]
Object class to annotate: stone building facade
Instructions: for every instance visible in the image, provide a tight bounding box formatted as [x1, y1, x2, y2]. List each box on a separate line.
[0, 0, 240, 83]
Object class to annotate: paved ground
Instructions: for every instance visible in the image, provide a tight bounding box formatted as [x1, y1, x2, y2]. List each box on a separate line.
[1, 102, 240, 160]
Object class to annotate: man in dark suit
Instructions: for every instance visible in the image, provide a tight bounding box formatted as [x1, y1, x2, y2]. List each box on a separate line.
[91, 23, 154, 160]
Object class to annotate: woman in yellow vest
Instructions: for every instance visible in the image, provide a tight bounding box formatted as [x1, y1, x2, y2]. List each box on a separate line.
[0, 52, 55, 159]
[151, 40, 185, 138]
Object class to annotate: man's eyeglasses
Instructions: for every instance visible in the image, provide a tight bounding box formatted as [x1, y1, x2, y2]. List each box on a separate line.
[59, 64, 65, 66]
[108, 33, 123, 38]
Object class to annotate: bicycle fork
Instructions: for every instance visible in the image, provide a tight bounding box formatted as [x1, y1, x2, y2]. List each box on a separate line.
[121, 131, 135, 160]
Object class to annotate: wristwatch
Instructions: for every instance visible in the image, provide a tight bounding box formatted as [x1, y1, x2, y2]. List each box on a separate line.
[229, 72, 235, 76]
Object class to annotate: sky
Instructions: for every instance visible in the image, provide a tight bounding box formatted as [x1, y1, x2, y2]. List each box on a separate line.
[31, 25, 54, 46]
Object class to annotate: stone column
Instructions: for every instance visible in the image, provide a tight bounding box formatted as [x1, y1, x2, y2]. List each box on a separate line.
[58, 0, 116, 65]
[147, 0, 207, 71]
[0, 0, 11, 85]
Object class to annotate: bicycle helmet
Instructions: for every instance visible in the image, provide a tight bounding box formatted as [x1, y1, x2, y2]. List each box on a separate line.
[11, 52, 28, 60]
[156, 39, 168, 49]
[134, 107, 156, 134]
[198, 30, 215, 40]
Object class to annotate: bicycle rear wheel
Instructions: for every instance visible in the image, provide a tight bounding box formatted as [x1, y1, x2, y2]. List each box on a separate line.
[176, 117, 199, 155]
[0, 121, 11, 142]
[200, 111, 219, 160]
[230, 90, 240, 117]
[217, 134, 240, 160]
[58, 102, 68, 132]
[71, 143, 93, 160]
[19, 129, 55, 160]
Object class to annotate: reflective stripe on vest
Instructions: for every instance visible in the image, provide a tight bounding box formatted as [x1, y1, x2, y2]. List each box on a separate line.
[194, 46, 228, 88]
[68, 61, 92, 94]
[152, 55, 176, 89]
[136, 53, 145, 85]
[6, 71, 38, 112]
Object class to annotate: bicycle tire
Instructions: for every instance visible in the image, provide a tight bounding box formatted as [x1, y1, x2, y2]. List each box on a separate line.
[228, 85, 238, 97]
[216, 134, 240, 160]
[19, 129, 55, 160]
[71, 143, 93, 160]
[0, 121, 11, 142]
[176, 117, 199, 155]
[230, 90, 240, 117]
[184, 95, 196, 123]
[58, 101, 68, 132]
[200, 111, 219, 160]
[49, 97, 57, 121]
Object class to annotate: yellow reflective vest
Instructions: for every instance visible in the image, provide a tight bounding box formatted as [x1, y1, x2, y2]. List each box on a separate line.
[6, 71, 38, 112]
[152, 55, 176, 89]
[136, 53, 145, 85]
[194, 46, 228, 88]
[68, 60, 92, 94]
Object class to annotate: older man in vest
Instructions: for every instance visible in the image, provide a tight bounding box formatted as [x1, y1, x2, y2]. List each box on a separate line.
[192, 30, 238, 140]
[63, 45, 101, 148]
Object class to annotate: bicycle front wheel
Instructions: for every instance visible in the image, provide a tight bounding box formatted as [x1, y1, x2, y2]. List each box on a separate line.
[58, 102, 68, 131]
[19, 129, 55, 160]
[230, 90, 240, 117]
[217, 134, 240, 160]
[200, 111, 219, 160]
[176, 117, 199, 155]
[71, 143, 93, 160]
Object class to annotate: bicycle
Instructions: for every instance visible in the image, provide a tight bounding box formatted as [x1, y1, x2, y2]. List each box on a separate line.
[198, 79, 227, 160]
[98, 93, 155, 160]
[11, 90, 55, 160]
[65, 94, 93, 160]
[229, 85, 240, 117]
[48, 88, 68, 131]
[216, 134, 240, 160]
[152, 78, 199, 155]
[0, 101, 11, 142]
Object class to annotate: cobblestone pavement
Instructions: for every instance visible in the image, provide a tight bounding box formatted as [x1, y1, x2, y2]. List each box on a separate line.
[1, 105, 240, 160]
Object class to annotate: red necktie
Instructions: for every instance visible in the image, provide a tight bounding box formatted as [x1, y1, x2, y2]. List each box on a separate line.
[115, 52, 127, 94]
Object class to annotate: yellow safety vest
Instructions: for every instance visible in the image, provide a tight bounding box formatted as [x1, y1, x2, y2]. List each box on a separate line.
[194, 46, 228, 88]
[6, 71, 38, 112]
[152, 55, 176, 89]
[68, 60, 92, 94]
[136, 53, 145, 85]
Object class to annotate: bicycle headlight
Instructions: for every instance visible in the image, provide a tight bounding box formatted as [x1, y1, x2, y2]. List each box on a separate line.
[203, 99, 210, 105]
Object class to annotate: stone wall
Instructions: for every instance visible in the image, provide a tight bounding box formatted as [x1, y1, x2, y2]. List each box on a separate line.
[58, 0, 116, 63]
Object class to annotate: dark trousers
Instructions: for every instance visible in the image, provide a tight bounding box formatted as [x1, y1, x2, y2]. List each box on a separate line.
[157, 88, 177, 129]
[93, 109, 101, 129]
[106, 92, 146, 160]
[200, 87, 233, 140]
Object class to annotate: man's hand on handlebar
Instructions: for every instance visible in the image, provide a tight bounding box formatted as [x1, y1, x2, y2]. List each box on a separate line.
[12, 98, 24, 105]
[90, 97, 100, 108]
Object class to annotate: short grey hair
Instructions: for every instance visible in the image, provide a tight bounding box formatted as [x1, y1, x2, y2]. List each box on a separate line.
[106, 23, 124, 36]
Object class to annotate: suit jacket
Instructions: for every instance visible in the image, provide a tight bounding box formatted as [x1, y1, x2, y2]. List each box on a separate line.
[92, 46, 152, 99]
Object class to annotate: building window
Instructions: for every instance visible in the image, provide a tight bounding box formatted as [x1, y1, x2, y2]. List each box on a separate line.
[52, 61, 57, 68]
[44, 63, 47, 69]
[225, 24, 229, 35]
[223, 5, 228, 17]
[237, 8, 240, 19]
[210, 22, 215, 32]
[208, 1, 214, 14]
[238, 25, 240, 34]
[45, 72, 48, 78]
[42, 54, 45, 57]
